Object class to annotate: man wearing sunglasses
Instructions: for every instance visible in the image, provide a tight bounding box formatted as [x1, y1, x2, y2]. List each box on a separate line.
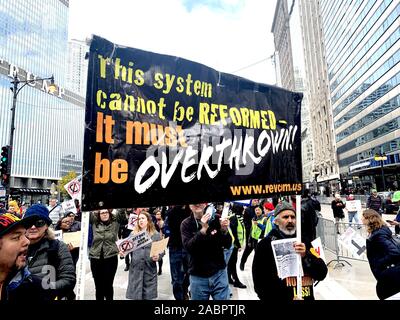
[24, 204, 76, 300]
[0, 213, 51, 300]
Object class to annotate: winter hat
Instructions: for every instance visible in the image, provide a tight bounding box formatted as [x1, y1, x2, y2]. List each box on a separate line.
[0, 213, 36, 237]
[23, 204, 52, 225]
[263, 202, 275, 211]
[274, 201, 296, 217]
[392, 191, 400, 203]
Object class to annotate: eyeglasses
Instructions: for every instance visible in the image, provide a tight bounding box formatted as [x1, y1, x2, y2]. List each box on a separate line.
[31, 219, 47, 228]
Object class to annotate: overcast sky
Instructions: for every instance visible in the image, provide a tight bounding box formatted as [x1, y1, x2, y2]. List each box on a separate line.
[68, 0, 277, 85]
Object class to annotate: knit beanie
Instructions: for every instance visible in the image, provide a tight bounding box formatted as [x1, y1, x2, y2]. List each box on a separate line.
[274, 201, 296, 217]
[23, 204, 52, 225]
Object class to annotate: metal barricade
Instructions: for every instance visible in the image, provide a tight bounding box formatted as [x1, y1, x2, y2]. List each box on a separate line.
[316, 217, 369, 268]
[336, 221, 369, 263]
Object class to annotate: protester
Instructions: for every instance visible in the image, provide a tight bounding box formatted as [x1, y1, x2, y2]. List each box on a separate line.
[227, 203, 246, 289]
[24, 204, 76, 300]
[154, 208, 164, 275]
[47, 197, 64, 226]
[0, 213, 53, 300]
[252, 201, 327, 300]
[388, 191, 400, 234]
[89, 208, 126, 300]
[8, 200, 21, 218]
[55, 215, 80, 266]
[263, 201, 275, 236]
[367, 189, 383, 215]
[301, 189, 319, 244]
[181, 203, 231, 300]
[240, 199, 259, 270]
[346, 194, 361, 226]
[125, 211, 163, 300]
[240, 205, 266, 270]
[362, 209, 400, 299]
[117, 208, 133, 271]
[166, 205, 191, 300]
[331, 193, 345, 234]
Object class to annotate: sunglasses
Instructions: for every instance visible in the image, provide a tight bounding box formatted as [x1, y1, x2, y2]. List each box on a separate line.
[31, 219, 47, 228]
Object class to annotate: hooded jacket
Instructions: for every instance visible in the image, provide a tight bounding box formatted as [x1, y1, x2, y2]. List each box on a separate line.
[366, 225, 400, 280]
[252, 228, 327, 301]
[1, 267, 54, 301]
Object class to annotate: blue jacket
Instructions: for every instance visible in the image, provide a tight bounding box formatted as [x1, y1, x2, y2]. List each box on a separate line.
[1, 267, 54, 301]
[366, 226, 400, 280]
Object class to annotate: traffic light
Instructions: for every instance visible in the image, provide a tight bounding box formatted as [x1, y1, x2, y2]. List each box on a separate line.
[1, 146, 10, 185]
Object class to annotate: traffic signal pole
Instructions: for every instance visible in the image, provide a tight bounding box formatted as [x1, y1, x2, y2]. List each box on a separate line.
[4, 75, 19, 200]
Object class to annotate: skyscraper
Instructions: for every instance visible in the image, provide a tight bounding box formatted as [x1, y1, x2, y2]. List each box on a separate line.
[298, 0, 340, 196]
[0, 0, 85, 203]
[66, 39, 89, 97]
[320, 0, 400, 192]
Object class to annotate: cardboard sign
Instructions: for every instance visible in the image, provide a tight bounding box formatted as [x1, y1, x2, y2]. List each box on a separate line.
[63, 231, 81, 248]
[150, 237, 169, 257]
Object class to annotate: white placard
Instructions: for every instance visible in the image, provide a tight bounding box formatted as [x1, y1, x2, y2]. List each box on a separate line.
[61, 199, 77, 214]
[311, 237, 326, 262]
[64, 175, 82, 201]
[346, 200, 361, 213]
[116, 231, 152, 257]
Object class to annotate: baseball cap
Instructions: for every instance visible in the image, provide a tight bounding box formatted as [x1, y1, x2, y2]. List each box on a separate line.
[0, 213, 36, 237]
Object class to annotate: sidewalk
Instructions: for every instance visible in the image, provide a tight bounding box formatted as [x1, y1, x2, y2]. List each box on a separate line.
[315, 204, 378, 300]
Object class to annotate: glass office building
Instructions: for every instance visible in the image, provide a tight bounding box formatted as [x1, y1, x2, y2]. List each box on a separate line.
[0, 0, 85, 203]
[320, 0, 400, 192]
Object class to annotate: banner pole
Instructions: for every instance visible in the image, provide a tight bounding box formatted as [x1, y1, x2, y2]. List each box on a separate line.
[296, 194, 302, 300]
[75, 210, 89, 300]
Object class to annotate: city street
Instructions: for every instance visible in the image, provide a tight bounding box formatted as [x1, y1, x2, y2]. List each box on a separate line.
[82, 204, 383, 300]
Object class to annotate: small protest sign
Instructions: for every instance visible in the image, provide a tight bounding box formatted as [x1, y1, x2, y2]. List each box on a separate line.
[116, 231, 152, 257]
[150, 237, 169, 257]
[61, 199, 77, 214]
[127, 213, 138, 230]
[63, 231, 81, 248]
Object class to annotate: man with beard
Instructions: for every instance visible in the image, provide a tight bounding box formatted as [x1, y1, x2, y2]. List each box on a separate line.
[0, 213, 52, 300]
[252, 201, 327, 301]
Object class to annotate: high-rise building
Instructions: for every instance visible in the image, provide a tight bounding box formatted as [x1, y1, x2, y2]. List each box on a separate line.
[66, 39, 89, 97]
[0, 0, 85, 204]
[271, 0, 295, 91]
[272, 0, 316, 189]
[320, 0, 400, 192]
[298, 0, 340, 196]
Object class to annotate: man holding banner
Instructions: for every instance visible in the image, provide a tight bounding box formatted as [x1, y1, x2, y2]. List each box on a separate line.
[181, 203, 232, 300]
[252, 201, 327, 300]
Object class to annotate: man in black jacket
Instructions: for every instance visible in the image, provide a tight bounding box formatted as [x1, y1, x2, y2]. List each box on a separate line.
[0, 213, 51, 301]
[252, 201, 327, 301]
[181, 203, 232, 300]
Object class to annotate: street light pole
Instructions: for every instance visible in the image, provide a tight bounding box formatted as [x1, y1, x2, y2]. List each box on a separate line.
[5, 74, 56, 200]
[380, 159, 386, 192]
[374, 153, 387, 192]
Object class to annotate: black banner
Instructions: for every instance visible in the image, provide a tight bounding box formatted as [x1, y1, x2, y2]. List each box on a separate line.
[82, 35, 302, 211]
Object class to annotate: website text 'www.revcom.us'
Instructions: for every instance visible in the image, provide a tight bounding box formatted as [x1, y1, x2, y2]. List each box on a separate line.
[230, 183, 302, 196]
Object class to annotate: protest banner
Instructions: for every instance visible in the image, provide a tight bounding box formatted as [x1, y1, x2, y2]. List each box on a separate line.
[116, 230, 152, 257]
[346, 199, 361, 212]
[81, 35, 302, 210]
